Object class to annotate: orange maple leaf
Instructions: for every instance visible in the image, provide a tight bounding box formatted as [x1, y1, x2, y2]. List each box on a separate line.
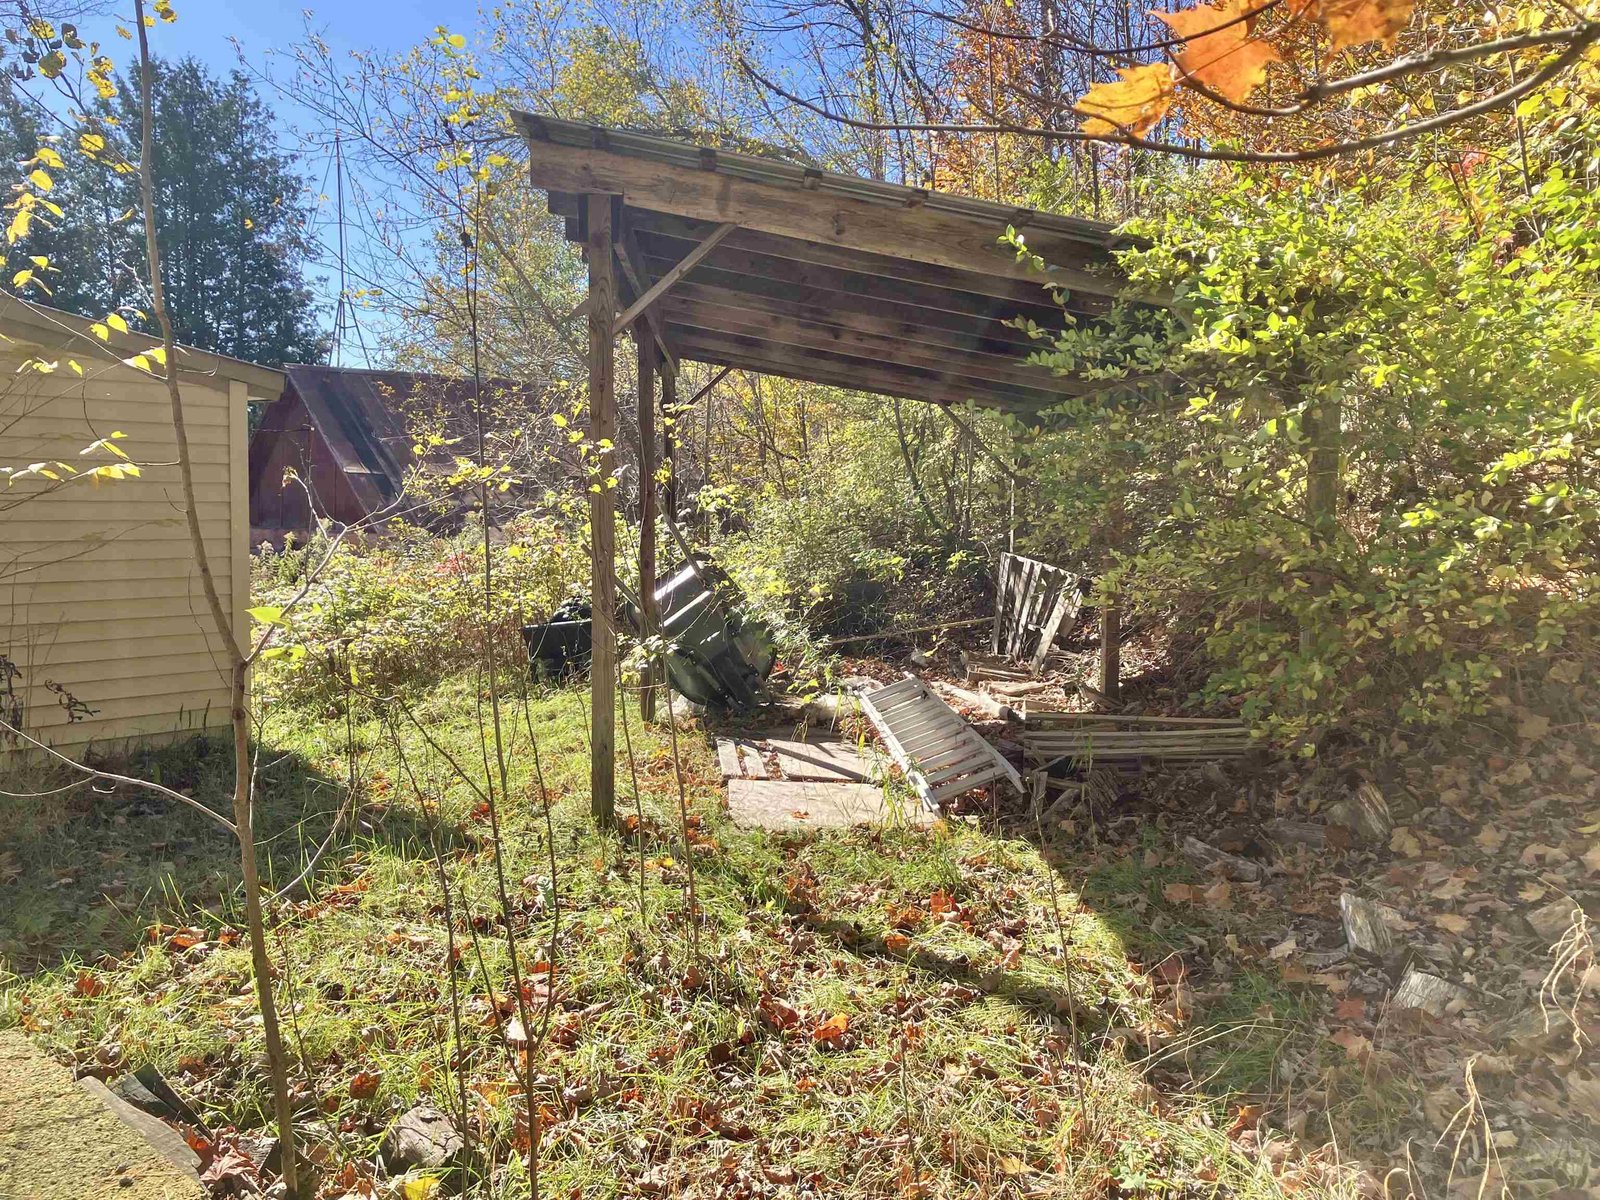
[1295, 0, 1414, 52]
[1074, 63, 1178, 139]
[1154, 0, 1281, 105]
[812, 1012, 850, 1043]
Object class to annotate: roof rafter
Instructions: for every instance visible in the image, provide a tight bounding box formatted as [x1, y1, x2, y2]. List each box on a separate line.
[523, 115, 1148, 416]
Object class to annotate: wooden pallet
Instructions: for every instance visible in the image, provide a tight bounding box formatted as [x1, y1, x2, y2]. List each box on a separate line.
[992, 552, 1083, 673]
[1023, 709, 1250, 770]
[860, 676, 1023, 810]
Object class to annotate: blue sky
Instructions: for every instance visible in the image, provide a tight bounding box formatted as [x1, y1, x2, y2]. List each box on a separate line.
[87, 1, 454, 362]
[127, 0, 440, 77]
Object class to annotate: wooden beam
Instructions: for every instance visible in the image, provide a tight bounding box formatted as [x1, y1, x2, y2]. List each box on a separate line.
[661, 295, 1080, 397]
[667, 325, 1067, 409]
[666, 328, 1058, 413]
[637, 332, 659, 723]
[613, 222, 735, 336]
[521, 129, 1122, 293]
[645, 266, 1051, 355]
[630, 211, 1113, 317]
[632, 229, 1071, 333]
[661, 280, 1043, 365]
[681, 364, 732, 410]
[586, 193, 618, 824]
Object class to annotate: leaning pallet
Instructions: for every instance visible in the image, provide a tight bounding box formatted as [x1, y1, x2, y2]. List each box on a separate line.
[991, 552, 1084, 674]
[860, 676, 1023, 811]
[1022, 709, 1250, 771]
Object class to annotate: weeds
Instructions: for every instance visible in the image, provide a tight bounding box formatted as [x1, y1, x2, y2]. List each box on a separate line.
[1, 672, 1353, 1199]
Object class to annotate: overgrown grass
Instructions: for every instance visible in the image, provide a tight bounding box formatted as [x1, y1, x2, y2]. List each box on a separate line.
[0, 673, 1350, 1199]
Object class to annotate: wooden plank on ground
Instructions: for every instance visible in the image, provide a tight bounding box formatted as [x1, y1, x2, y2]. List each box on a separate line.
[767, 736, 868, 782]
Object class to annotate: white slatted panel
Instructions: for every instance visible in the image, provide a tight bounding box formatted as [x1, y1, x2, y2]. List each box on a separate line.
[860, 676, 1022, 810]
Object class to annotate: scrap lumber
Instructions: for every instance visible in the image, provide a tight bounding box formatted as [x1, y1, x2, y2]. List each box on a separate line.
[1392, 967, 1470, 1018]
[991, 552, 1083, 673]
[1182, 835, 1264, 882]
[860, 675, 1023, 810]
[962, 651, 1030, 683]
[1023, 709, 1250, 768]
[1339, 892, 1397, 957]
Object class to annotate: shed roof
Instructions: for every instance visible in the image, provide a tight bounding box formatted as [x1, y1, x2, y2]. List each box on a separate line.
[514, 114, 1141, 413]
[0, 294, 284, 397]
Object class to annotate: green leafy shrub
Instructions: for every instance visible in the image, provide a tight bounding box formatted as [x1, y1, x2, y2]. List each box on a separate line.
[1023, 149, 1600, 746]
[252, 513, 589, 706]
[712, 405, 1007, 647]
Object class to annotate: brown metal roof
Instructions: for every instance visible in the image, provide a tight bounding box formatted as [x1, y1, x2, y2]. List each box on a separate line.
[516, 114, 1144, 414]
[280, 366, 533, 512]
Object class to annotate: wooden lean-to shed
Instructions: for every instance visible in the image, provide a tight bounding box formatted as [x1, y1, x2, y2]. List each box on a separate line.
[513, 115, 1146, 816]
[0, 296, 282, 755]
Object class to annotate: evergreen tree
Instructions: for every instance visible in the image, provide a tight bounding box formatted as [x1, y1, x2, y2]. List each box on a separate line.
[119, 58, 328, 367]
[0, 85, 133, 318]
[1, 58, 327, 367]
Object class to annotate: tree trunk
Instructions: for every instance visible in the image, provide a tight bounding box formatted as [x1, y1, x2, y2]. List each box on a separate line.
[133, 3, 299, 1192]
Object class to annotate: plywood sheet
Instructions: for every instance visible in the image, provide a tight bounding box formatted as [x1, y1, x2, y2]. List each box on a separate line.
[715, 731, 869, 782]
[767, 737, 867, 782]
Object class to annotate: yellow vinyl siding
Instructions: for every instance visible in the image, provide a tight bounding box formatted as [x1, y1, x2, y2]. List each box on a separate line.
[0, 300, 281, 755]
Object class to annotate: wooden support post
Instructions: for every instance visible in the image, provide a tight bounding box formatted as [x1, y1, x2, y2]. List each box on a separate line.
[637, 330, 659, 723]
[586, 193, 618, 824]
[661, 363, 678, 520]
[1098, 600, 1121, 702]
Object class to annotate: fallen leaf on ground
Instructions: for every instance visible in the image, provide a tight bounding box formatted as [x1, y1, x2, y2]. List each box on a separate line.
[349, 1069, 381, 1099]
[1331, 1028, 1372, 1060]
[1390, 826, 1423, 856]
[812, 1013, 850, 1044]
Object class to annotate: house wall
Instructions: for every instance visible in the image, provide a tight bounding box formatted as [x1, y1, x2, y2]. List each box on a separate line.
[0, 334, 258, 754]
[247, 389, 368, 540]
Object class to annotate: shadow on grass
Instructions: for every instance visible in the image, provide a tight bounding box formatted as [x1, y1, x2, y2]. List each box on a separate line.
[0, 733, 465, 977]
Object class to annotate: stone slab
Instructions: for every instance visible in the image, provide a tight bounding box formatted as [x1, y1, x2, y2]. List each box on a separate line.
[726, 778, 926, 830]
[0, 1030, 203, 1200]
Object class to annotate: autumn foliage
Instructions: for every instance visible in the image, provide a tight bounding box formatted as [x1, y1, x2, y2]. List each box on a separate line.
[1074, 0, 1415, 138]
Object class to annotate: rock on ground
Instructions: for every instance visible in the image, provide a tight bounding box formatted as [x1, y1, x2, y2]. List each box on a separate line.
[380, 1105, 464, 1173]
